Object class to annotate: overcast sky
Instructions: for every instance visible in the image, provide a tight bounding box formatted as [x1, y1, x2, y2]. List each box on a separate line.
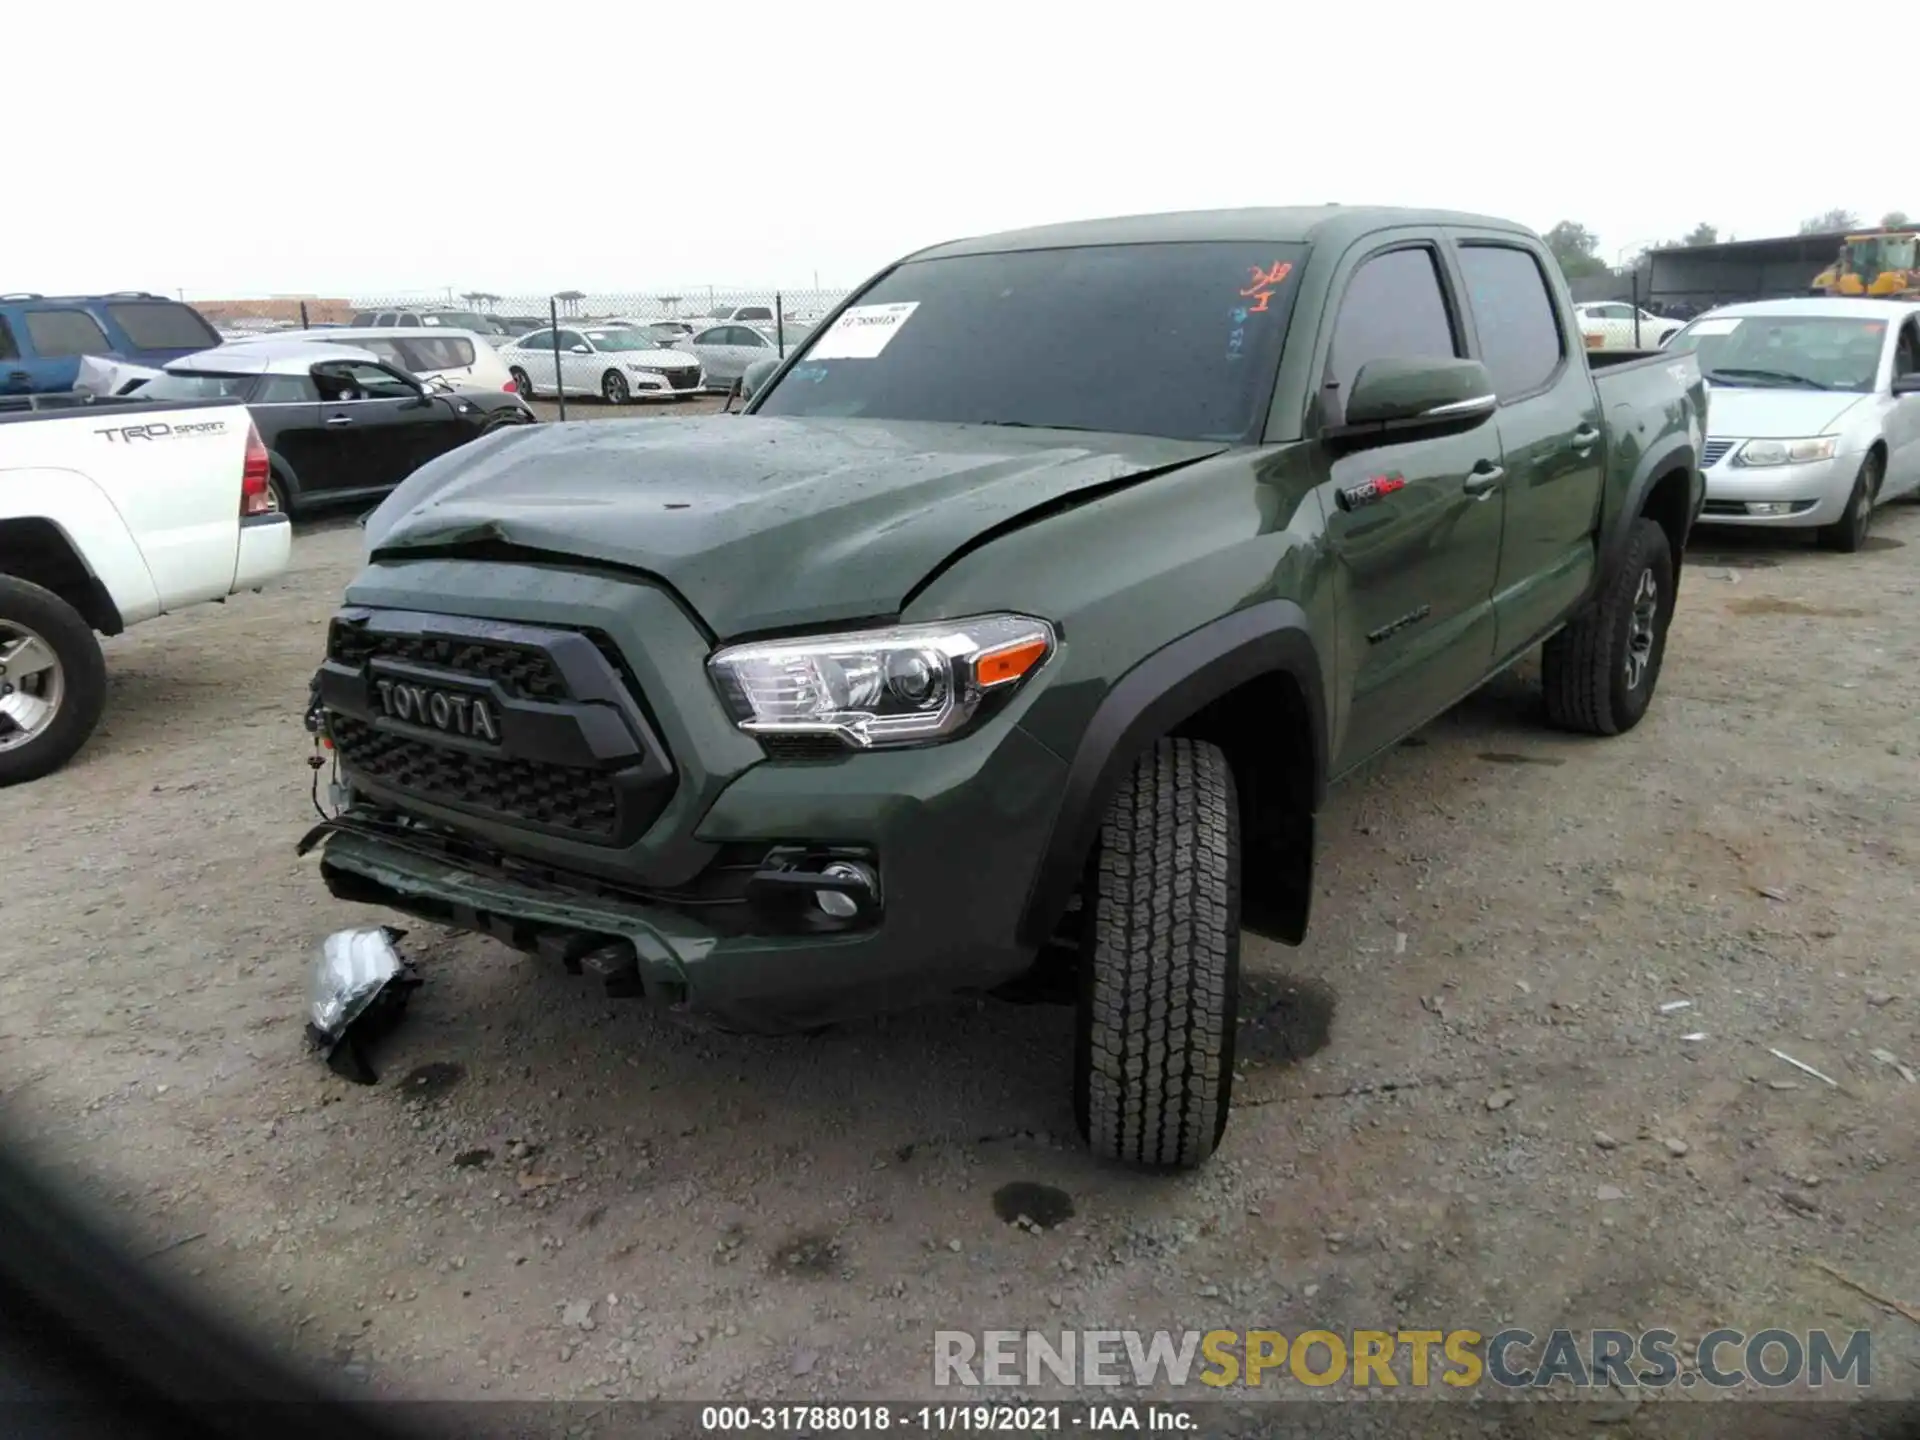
[12, 1, 1896, 304]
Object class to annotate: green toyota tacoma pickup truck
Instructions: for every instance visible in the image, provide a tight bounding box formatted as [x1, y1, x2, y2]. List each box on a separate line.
[301, 206, 1706, 1170]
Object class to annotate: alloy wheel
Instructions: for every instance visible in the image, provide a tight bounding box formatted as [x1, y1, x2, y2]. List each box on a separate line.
[1624, 567, 1658, 690]
[0, 622, 65, 753]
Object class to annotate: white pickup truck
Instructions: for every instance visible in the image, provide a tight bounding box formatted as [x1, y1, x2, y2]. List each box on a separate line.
[0, 393, 292, 784]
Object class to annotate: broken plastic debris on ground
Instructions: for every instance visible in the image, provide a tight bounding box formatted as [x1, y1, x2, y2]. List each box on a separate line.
[306, 926, 422, 1084]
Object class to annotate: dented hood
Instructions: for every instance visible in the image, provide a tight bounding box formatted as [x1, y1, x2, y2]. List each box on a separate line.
[362, 415, 1224, 638]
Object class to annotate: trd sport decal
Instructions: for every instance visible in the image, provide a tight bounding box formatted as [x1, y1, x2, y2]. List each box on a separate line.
[1336, 473, 1405, 512]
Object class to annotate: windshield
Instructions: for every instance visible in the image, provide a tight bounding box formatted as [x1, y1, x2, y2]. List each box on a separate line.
[756, 241, 1306, 442]
[582, 329, 669, 352]
[141, 370, 254, 400]
[1667, 313, 1887, 392]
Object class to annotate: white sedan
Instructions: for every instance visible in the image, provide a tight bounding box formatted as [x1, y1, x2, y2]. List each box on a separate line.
[1573, 301, 1684, 352]
[498, 324, 705, 404]
[673, 323, 807, 390]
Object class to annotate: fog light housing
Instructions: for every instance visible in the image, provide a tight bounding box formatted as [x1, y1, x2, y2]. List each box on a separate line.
[816, 861, 875, 917]
[1745, 502, 1795, 516]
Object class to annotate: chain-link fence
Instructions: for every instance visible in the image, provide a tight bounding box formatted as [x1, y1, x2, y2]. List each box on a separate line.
[190, 289, 847, 340]
[184, 288, 853, 416]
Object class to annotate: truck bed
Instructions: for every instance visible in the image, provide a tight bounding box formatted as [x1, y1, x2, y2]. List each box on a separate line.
[0, 392, 225, 425]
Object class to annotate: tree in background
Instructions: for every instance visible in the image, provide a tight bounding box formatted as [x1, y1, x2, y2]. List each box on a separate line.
[1799, 209, 1861, 235]
[1680, 223, 1718, 247]
[1543, 221, 1609, 279]
[1882, 211, 1911, 230]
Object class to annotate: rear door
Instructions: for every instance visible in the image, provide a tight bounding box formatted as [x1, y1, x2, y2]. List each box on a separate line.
[514, 330, 559, 391]
[1319, 236, 1506, 771]
[1450, 233, 1605, 656]
[16, 306, 113, 392]
[554, 329, 593, 394]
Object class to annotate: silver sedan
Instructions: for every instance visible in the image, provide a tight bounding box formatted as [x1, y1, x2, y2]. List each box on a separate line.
[1665, 296, 1920, 552]
[673, 324, 807, 390]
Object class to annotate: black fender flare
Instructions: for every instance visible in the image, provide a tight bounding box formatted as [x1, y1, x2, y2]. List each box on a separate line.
[1597, 435, 1700, 594]
[1015, 599, 1328, 950]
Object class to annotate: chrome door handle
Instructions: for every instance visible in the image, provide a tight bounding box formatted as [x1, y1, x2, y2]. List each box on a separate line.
[1572, 425, 1601, 453]
[325, 415, 353, 427]
[1463, 465, 1505, 497]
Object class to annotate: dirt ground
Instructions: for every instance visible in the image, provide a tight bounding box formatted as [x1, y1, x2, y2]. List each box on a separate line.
[2, 405, 1917, 1422]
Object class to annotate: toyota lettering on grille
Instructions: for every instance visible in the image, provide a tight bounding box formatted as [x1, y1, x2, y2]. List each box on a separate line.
[373, 679, 500, 742]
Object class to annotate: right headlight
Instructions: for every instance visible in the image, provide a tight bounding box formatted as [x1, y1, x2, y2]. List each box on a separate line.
[1735, 436, 1838, 467]
[708, 614, 1056, 751]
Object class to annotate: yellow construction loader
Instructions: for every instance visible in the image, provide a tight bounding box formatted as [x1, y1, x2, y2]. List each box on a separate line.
[1811, 232, 1920, 297]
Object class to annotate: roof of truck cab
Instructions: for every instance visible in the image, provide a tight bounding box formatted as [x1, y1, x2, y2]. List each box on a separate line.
[908, 206, 1532, 261]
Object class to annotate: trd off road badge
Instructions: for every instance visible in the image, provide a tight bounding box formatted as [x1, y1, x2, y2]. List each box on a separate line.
[1336, 473, 1406, 512]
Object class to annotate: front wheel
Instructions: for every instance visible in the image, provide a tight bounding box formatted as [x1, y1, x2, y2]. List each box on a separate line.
[509, 367, 534, 399]
[1073, 737, 1240, 1170]
[602, 370, 629, 405]
[0, 576, 108, 787]
[1817, 453, 1879, 552]
[1541, 515, 1674, 736]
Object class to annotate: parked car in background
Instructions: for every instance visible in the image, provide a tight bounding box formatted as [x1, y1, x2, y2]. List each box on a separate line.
[137, 341, 535, 516]
[674, 323, 804, 389]
[226, 327, 519, 395]
[0, 292, 224, 394]
[703, 303, 777, 325]
[1664, 296, 1920, 551]
[349, 308, 513, 338]
[1573, 301, 1684, 352]
[497, 325, 703, 403]
[0, 391, 289, 783]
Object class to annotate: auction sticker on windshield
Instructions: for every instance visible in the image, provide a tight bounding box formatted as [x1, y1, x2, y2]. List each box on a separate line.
[808, 302, 920, 360]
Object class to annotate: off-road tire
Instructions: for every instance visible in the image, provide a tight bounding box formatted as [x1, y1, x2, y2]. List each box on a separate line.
[1541, 515, 1674, 736]
[0, 576, 107, 787]
[1817, 453, 1879, 553]
[509, 367, 534, 399]
[1073, 737, 1240, 1170]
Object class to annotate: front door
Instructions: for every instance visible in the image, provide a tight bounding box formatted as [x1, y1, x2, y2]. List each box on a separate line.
[1450, 235, 1607, 655]
[1321, 239, 1505, 772]
[1883, 314, 1920, 495]
[311, 360, 434, 492]
[554, 330, 593, 396]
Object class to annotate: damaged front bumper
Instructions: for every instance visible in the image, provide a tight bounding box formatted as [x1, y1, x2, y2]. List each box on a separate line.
[303, 790, 1052, 1035]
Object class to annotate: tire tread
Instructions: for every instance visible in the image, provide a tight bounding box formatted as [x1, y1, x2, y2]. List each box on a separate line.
[1078, 738, 1239, 1169]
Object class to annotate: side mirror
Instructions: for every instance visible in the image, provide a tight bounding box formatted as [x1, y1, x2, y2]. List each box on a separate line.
[1892, 372, 1920, 396]
[740, 357, 781, 401]
[570, 344, 592, 355]
[1328, 356, 1497, 440]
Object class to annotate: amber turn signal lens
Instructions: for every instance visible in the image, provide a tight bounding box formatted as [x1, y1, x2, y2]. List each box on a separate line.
[974, 636, 1049, 688]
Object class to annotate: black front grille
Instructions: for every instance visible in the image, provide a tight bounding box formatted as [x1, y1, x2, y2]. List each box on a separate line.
[666, 366, 700, 390]
[327, 621, 567, 700]
[330, 716, 619, 839]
